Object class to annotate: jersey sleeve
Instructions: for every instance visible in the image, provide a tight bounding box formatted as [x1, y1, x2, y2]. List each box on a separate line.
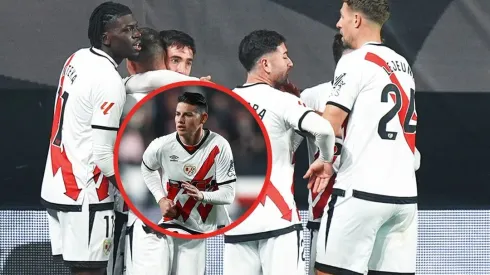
[280, 92, 315, 132]
[327, 56, 363, 113]
[142, 138, 164, 171]
[125, 70, 199, 94]
[300, 88, 315, 109]
[215, 139, 237, 185]
[91, 75, 126, 130]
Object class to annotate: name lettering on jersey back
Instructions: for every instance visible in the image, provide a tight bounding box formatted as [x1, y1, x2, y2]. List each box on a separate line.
[386, 60, 413, 78]
[62, 64, 77, 85]
[248, 103, 267, 120]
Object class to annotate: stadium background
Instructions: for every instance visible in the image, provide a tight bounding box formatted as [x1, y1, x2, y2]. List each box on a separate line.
[119, 85, 267, 222]
[1, 0, 489, 274]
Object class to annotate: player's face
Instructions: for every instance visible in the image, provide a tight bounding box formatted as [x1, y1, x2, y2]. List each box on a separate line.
[336, 3, 356, 48]
[268, 43, 293, 86]
[175, 103, 207, 136]
[165, 46, 194, 76]
[105, 14, 142, 62]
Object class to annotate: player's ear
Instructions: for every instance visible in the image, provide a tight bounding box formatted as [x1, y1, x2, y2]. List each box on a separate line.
[102, 32, 110, 47]
[126, 60, 137, 75]
[354, 13, 362, 28]
[259, 57, 272, 74]
[200, 112, 208, 124]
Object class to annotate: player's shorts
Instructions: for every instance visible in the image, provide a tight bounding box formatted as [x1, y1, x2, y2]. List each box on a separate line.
[46, 198, 115, 269]
[223, 229, 305, 275]
[125, 218, 206, 275]
[107, 211, 127, 275]
[315, 188, 417, 275]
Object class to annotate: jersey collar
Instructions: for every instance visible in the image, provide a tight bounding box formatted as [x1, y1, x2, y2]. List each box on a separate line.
[89, 47, 118, 69]
[176, 129, 211, 155]
[236, 82, 269, 89]
[362, 41, 386, 47]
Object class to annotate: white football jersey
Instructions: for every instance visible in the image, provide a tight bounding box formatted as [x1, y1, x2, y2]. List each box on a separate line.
[142, 130, 236, 234]
[301, 81, 341, 224]
[226, 83, 314, 236]
[329, 42, 418, 197]
[41, 47, 125, 209]
[122, 70, 199, 115]
[123, 69, 198, 224]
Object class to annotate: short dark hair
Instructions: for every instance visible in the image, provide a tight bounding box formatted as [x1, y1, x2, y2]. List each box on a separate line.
[332, 33, 351, 65]
[342, 0, 390, 26]
[133, 27, 164, 64]
[177, 92, 208, 114]
[88, 2, 133, 48]
[160, 30, 196, 55]
[238, 30, 286, 72]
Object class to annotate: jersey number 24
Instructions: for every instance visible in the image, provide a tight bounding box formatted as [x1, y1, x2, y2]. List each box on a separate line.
[377, 83, 417, 152]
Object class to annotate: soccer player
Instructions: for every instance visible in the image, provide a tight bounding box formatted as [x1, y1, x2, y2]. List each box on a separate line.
[299, 33, 352, 275]
[160, 29, 196, 76]
[315, 1, 419, 274]
[40, 2, 141, 275]
[121, 28, 220, 275]
[123, 29, 209, 114]
[223, 30, 337, 275]
[137, 91, 236, 275]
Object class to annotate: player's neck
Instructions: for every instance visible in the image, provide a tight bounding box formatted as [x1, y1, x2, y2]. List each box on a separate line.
[245, 73, 274, 87]
[179, 128, 204, 146]
[353, 28, 382, 49]
[99, 45, 123, 65]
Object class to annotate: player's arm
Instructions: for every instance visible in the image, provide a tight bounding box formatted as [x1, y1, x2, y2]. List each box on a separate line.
[125, 70, 199, 94]
[322, 57, 361, 137]
[414, 147, 421, 171]
[203, 141, 236, 205]
[141, 138, 166, 203]
[282, 93, 335, 163]
[91, 77, 126, 188]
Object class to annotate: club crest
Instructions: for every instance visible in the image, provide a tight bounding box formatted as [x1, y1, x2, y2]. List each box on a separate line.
[103, 239, 113, 256]
[183, 164, 197, 176]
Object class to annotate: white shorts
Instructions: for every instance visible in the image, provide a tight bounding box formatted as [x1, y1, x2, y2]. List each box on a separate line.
[125, 219, 206, 275]
[315, 189, 418, 275]
[107, 211, 127, 275]
[223, 230, 304, 275]
[46, 199, 115, 269]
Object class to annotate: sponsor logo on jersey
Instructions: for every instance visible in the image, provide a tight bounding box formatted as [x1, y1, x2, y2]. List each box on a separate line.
[170, 155, 179, 162]
[227, 160, 236, 178]
[332, 73, 347, 96]
[183, 164, 196, 176]
[100, 102, 115, 115]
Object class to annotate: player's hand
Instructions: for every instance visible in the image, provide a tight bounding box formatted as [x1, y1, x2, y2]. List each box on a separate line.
[303, 159, 334, 194]
[182, 182, 204, 201]
[158, 198, 176, 218]
[200, 75, 212, 82]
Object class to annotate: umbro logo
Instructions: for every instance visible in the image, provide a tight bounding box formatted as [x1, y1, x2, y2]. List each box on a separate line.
[170, 155, 179, 162]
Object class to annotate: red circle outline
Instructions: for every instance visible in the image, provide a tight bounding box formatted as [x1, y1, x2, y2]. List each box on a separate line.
[114, 80, 272, 240]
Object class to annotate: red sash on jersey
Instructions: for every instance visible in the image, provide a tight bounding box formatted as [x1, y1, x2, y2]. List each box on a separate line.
[165, 146, 220, 223]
